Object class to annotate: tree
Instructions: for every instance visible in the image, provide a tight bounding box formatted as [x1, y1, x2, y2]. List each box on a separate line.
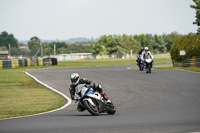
[154, 34, 167, 53]
[0, 46, 7, 51]
[191, 0, 200, 34]
[0, 31, 19, 56]
[93, 42, 108, 55]
[163, 32, 182, 51]
[11, 47, 20, 56]
[122, 35, 141, 54]
[28, 36, 41, 56]
[43, 46, 53, 56]
[133, 34, 154, 52]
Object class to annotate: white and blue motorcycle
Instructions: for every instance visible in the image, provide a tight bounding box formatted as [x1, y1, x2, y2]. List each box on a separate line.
[74, 84, 116, 116]
[144, 58, 153, 73]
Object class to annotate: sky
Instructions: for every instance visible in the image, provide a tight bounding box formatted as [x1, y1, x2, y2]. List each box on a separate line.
[0, 0, 197, 41]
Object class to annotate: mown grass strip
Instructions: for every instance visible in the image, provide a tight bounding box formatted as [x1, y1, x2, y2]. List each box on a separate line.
[177, 67, 200, 73]
[0, 69, 66, 119]
[153, 64, 173, 69]
[57, 53, 172, 67]
[58, 58, 136, 67]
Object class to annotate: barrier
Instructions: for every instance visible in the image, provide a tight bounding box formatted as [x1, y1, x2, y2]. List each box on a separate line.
[38, 57, 43, 66]
[173, 57, 200, 68]
[11, 59, 19, 68]
[0, 58, 57, 69]
[0, 60, 2, 69]
[3, 60, 11, 69]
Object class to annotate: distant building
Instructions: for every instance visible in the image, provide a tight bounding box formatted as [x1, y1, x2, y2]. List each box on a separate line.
[19, 45, 29, 52]
[52, 53, 93, 61]
[0, 51, 9, 60]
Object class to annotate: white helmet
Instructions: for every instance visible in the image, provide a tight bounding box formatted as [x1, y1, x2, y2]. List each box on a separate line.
[70, 73, 80, 85]
[144, 47, 149, 51]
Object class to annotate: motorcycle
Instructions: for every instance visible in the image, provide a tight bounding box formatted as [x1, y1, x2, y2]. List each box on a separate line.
[144, 58, 153, 73]
[137, 56, 144, 71]
[140, 60, 144, 71]
[74, 84, 116, 116]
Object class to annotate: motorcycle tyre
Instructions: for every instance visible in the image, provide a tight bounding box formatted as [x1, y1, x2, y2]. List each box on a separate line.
[149, 68, 151, 73]
[83, 100, 99, 116]
[107, 103, 116, 115]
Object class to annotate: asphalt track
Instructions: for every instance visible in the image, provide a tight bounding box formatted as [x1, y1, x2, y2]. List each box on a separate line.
[1, 65, 200, 133]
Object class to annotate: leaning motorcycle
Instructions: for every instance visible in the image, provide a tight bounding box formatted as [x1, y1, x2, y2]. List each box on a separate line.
[144, 58, 153, 73]
[74, 84, 116, 116]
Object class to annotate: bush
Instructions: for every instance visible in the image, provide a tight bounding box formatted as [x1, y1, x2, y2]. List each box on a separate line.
[170, 35, 200, 61]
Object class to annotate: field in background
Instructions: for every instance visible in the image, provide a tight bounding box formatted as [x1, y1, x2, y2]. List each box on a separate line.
[58, 53, 172, 67]
[153, 53, 172, 64]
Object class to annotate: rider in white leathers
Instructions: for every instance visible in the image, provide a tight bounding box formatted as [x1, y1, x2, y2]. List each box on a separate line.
[141, 47, 153, 61]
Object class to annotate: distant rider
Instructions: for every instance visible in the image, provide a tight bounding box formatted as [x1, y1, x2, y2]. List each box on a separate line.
[141, 47, 153, 67]
[137, 47, 144, 70]
[69, 73, 111, 111]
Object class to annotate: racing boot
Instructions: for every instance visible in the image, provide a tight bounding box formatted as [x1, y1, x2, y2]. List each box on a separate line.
[77, 102, 86, 112]
[100, 91, 112, 104]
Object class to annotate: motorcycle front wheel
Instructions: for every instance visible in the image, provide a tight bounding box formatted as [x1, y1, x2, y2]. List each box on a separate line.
[83, 100, 99, 116]
[107, 103, 116, 115]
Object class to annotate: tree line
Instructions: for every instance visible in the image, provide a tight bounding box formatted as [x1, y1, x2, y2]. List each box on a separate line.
[93, 32, 182, 57]
[0, 31, 184, 58]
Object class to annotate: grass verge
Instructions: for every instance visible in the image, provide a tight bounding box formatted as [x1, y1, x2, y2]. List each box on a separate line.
[153, 64, 173, 69]
[58, 58, 136, 67]
[153, 53, 172, 64]
[0, 69, 66, 119]
[57, 53, 172, 67]
[177, 67, 200, 72]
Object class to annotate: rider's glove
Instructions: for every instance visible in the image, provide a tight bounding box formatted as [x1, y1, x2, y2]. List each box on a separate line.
[85, 84, 92, 88]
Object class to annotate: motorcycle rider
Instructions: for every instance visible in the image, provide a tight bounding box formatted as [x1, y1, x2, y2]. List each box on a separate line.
[69, 73, 111, 111]
[136, 47, 144, 70]
[141, 47, 153, 67]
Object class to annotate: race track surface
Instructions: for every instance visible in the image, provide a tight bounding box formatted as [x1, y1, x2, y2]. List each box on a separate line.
[1, 65, 200, 133]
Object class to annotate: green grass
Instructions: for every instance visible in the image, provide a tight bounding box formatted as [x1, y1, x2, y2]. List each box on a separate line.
[58, 58, 136, 67]
[153, 53, 172, 64]
[0, 69, 66, 119]
[57, 53, 172, 67]
[177, 67, 200, 72]
[153, 64, 173, 69]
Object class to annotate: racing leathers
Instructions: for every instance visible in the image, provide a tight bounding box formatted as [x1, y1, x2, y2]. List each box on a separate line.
[69, 78, 108, 111]
[141, 51, 153, 69]
[141, 51, 153, 61]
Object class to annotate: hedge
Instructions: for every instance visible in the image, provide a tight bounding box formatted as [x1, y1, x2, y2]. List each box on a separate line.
[170, 34, 200, 61]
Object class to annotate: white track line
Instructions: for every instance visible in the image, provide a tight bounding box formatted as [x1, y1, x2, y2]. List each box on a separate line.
[0, 71, 72, 121]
